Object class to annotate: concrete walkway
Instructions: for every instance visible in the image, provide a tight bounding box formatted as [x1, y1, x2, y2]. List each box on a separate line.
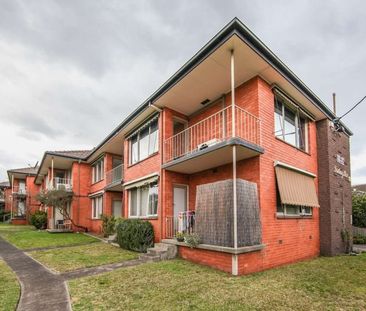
[0, 236, 71, 311]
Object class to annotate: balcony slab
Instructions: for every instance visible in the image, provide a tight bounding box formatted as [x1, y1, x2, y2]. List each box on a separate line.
[162, 138, 264, 174]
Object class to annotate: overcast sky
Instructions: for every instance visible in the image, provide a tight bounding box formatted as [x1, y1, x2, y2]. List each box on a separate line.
[0, 0, 365, 183]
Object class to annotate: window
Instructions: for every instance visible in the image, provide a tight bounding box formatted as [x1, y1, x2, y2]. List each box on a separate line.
[274, 96, 308, 151]
[91, 195, 103, 219]
[129, 119, 159, 164]
[92, 157, 104, 183]
[276, 204, 313, 217]
[129, 182, 158, 217]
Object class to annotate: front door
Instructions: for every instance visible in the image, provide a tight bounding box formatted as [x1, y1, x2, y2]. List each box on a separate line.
[173, 185, 187, 218]
[112, 200, 122, 217]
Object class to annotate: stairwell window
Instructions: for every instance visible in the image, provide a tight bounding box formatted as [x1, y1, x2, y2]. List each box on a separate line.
[274, 96, 308, 151]
[92, 157, 104, 183]
[129, 118, 159, 165]
[91, 195, 103, 219]
[129, 182, 158, 218]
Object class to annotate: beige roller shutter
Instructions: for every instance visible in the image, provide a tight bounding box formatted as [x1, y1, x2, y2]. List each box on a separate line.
[275, 165, 319, 207]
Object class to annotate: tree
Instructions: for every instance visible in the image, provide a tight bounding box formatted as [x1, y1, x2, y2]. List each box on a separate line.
[36, 189, 88, 232]
[352, 191, 366, 228]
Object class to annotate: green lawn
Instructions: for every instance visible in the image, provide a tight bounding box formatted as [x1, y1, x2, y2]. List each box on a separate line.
[69, 255, 366, 311]
[30, 242, 138, 272]
[0, 259, 20, 311]
[0, 224, 98, 249]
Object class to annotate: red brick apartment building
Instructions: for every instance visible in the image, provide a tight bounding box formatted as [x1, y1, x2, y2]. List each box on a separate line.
[3, 18, 352, 275]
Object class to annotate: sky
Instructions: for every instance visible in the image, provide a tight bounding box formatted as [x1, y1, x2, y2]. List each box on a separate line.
[0, 0, 365, 183]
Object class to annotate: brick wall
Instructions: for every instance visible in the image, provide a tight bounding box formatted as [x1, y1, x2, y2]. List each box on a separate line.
[317, 119, 352, 255]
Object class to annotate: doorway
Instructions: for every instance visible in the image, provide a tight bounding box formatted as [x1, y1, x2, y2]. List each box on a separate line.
[173, 185, 188, 217]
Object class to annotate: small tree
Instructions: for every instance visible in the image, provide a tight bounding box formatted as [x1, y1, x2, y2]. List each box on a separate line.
[36, 189, 88, 232]
[352, 192, 366, 228]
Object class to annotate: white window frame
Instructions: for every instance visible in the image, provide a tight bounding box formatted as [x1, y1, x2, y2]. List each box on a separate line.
[92, 157, 104, 184]
[129, 119, 159, 165]
[128, 182, 158, 218]
[91, 195, 103, 219]
[274, 96, 309, 152]
[277, 204, 313, 217]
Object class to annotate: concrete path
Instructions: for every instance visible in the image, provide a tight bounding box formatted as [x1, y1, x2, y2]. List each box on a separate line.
[353, 244, 366, 253]
[0, 236, 71, 311]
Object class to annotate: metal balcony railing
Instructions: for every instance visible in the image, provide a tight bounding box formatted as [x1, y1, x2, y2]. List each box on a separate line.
[164, 105, 261, 163]
[12, 186, 27, 195]
[105, 164, 123, 187]
[165, 211, 196, 239]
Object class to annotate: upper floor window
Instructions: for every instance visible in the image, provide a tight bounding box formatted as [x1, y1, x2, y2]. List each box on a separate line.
[92, 157, 104, 183]
[130, 118, 159, 165]
[274, 96, 308, 151]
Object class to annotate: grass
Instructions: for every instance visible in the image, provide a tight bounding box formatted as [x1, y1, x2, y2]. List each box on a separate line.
[29, 242, 138, 272]
[0, 224, 98, 249]
[0, 259, 20, 311]
[69, 255, 366, 311]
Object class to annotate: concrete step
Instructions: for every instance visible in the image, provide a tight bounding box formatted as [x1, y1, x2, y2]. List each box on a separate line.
[139, 253, 161, 262]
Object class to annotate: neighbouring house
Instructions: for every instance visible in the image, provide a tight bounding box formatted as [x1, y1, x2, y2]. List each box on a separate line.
[352, 184, 366, 195]
[34, 150, 123, 232]
[6, 166, 40, 225]
[3, 18, 352, 275]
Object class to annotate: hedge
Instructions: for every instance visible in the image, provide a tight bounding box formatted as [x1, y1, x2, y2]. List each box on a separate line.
[116, 219, 154, 252]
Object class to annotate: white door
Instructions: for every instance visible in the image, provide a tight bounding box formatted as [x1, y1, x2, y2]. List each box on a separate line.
[19, 181, 26, 194]
[173, 186, 187, 217]
[17, 201, 25, 216]
[112, 200, 122, 217]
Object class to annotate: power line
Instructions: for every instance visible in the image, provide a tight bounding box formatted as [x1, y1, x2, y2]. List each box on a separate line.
[337, 95, 366, 120]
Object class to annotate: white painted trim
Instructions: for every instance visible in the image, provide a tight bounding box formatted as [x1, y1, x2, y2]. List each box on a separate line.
[274, 161, 316, 178]
[88, 190, 105, 198]
[232, 254, 238, 276]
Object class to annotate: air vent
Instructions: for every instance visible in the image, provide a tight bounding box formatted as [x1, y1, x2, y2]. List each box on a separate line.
[200, 99, 210, 106]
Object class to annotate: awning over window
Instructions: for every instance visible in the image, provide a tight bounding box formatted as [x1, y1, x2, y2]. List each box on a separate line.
[275, 165, 319, 207]
[124, 174, 159, 190]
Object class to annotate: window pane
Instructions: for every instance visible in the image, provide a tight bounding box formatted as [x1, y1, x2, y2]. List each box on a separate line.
[98, 196, 103, 217]
[148, 182, 158, 215]
[139, 128, 149, 161]
[92, 198, 96, 218]
[284, 107, 296, 146]
[149, 121, 159, 155]
[131, 135, 138, 164]
[285, 205, 299, 215]
[274, 100, 283, 139]
[140, 186, 149, 217]
[298, 117, 306, 151]
[130, 189, 138, 216]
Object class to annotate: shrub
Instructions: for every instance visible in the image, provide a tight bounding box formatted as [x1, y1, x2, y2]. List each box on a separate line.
[30, 210, 47, 229]
[175, 232, 185, 242]
[353, 234, 366, 244]
[116, 219, 154, 252]
[184, 233, 200, 248]
[101, 214, 117, 237]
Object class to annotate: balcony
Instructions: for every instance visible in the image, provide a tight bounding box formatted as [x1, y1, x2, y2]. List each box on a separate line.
[163, 105, 263, 174]
[105, 164, 124, 191]
[165, 211, 196, 239]
[12, 186, 27, 196]
[47, 178, 73, 191]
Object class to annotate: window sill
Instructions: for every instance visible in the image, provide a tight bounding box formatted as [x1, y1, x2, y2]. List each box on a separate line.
[128, 152, 159, 168]
[90, 218, 102, 221]
[274, 137, 310, 156]
[276, 214, 313, 219]
[128, 216, 158, 220]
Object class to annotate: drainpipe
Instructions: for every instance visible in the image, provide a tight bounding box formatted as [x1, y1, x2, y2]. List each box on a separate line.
[231, 49, 238, 275]
[51, 157, 54, 188]
[77, 160, 81, 229]
[159, 110, 164, 241]
[11, 174, 14, 219]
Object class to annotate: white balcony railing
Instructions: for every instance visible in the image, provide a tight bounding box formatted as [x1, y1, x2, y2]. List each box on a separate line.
[106, 164, 123, 187]
[12, 186, 27, 195]
[164, 105, 261, 163]
[47, 178, 73, 191]
[165, 211, 196, 239]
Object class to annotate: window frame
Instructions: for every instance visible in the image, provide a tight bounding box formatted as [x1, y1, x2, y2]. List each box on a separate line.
[128, 182, 158, 218]
[129, 119, 159, 165]
[92, 157, 104, 184]
[276, 204, 313, 217]
[91, 195, 103, 219]
[274, 96, 309, 152]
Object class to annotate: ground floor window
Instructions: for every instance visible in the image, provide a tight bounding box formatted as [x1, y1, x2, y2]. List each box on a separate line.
[91, 195, 103, 219]
[129, 182, 158, 218]
[276, 204, 313, 216]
